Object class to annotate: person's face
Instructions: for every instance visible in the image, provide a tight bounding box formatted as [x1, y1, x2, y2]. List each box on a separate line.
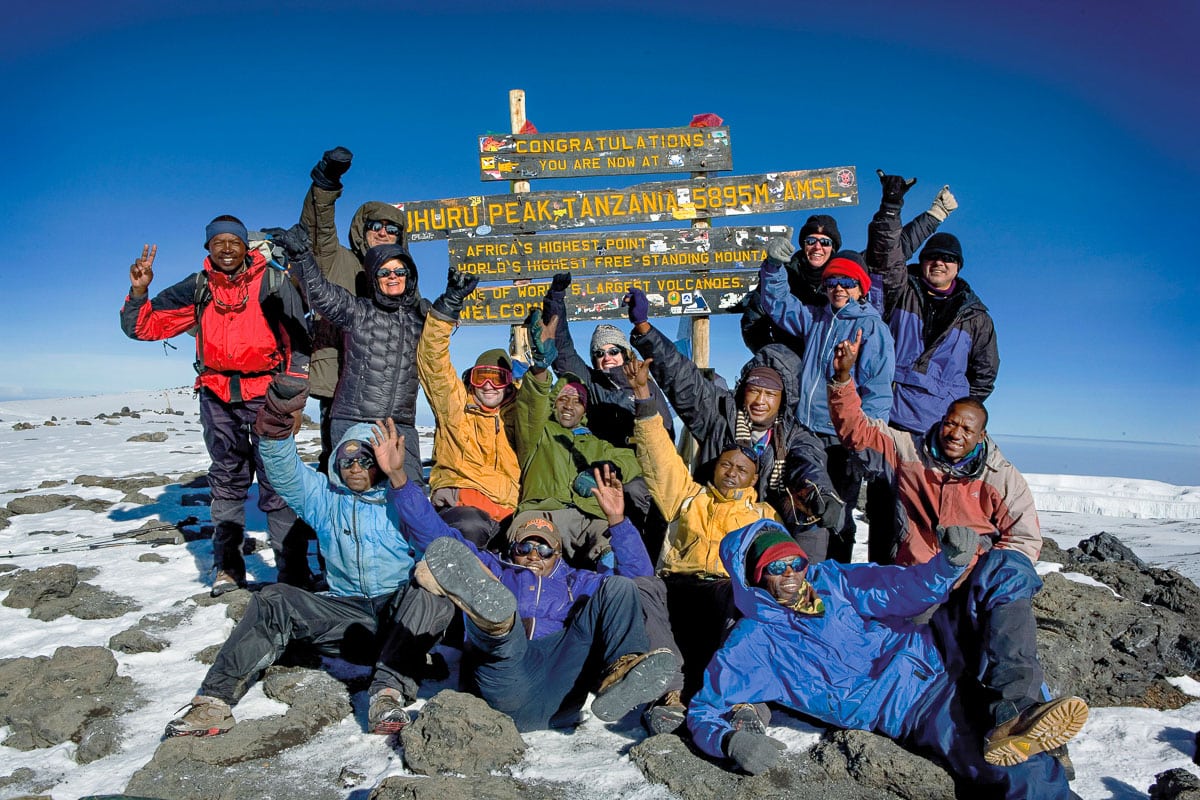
[937, 403, 987, 461]
[207, 234, 248, 275]
[921, 254, 960, 291]
[338, 455, 380, 492]
[365, 220, 401, 248]
[472, 383, 508, 408]
[823, 276, 863, 310]
[592, 345, 626, 372]
[760, 557, 808, 606]
[802, 234, 835, 269]
[510, 536, 559, 576]
[553, 387, 585, 428]
[742, 385, 782, 427]
[375, 259, 408, 296]
[712, 448, 758, 492]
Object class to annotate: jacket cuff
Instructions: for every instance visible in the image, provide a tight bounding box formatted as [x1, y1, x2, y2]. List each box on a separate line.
[634, 397, 659, 419]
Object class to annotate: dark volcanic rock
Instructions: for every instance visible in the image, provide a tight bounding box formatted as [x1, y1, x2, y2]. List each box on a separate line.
[0, 564, 139, 621]
[371, 775, 564, 800]
[0, 646, 136, 755]
[401, 689, 526, 776]
[126, 432, 168, 443]
[108, 629, 168, 654]
[1151, 768, 1200, 799]
[6, 494, 75, 514]
[75, 473, 169, 494]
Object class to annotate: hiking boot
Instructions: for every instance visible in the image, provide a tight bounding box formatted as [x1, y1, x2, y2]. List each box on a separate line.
[983, 697, 1089, 767]
[422, 537, 516, 636]
[592, 649, 675, 723]
[165, 695, 234, 738]
[642, 689, 686, 735]
[210, 570, 245, 598]
[730, 702, 769, 735]
[367, 688, 413, 735]
[1047, 744, 1076, 781]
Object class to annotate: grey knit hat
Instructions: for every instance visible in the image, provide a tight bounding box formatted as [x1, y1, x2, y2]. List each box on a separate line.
[590, 324, 631, 361]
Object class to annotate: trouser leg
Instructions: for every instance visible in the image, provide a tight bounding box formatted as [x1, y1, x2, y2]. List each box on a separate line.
[316, 396, 334, 475]
[266, 506, 315, 587]
[818, 437, 861, 563]
[436, 504, 501, 551]
[369, 583, 456, 700]
[663, 575, 736, 701]
[864, 475, 900, 565]
[199, 584, 376, 704]
[634, 575, 684, 694]
[201, 390, 253, 578]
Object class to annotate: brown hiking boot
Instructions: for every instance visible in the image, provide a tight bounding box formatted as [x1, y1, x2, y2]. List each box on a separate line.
[730, 702, 770, 735]
[984, 697, 1089, 767]
[165, 695, 235, 738]
[367, 688, 414, 735]
[422, 537, 516, 636]
[593, 649, 675, 722]
[210, 570, 245, 598]
[643, 689, 686, 735]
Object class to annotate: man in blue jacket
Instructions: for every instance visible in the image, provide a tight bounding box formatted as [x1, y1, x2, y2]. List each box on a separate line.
[374, 417, 677, 732]
[165, 376, 452, 738]
[688, 520, 1087, 799]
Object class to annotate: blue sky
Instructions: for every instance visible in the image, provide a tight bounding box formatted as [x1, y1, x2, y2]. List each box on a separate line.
[1, 0, 1196, 445]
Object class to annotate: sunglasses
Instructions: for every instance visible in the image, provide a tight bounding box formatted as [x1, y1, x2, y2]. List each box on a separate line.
[365, 221, 402, 236]
[469, 364, 512, 389]
[803, 236, 834, 248]
[924, 252, 959, 264]
[823, 277, 858, 290]
[592, 346, 624, 360]
[336, 456, 376, 471]
[764, 556, 809, 576]
[377, 267, 409, 279]
[512, 540, 557, 558]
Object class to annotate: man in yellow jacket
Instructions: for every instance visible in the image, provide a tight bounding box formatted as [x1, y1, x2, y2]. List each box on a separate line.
[625, 357, 778, 704]
[417, 267, 521, 548]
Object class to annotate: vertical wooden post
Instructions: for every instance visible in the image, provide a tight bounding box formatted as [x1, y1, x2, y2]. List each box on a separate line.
[509, 89, 532, 361]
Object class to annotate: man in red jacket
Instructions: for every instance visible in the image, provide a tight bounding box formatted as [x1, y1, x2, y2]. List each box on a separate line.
[120, 215, 312, 596]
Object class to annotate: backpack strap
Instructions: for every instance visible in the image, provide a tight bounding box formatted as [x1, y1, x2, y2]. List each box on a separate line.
[192, 272, 211, 376]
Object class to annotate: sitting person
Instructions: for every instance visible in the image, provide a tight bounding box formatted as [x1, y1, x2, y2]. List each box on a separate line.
[165, 378, 453, 738]
[624, 356, 778, 701]
[375, 418, 676, 731]
[417, 266, 519, 548]
[514, 309, 641, 567]
[688, 521, 1087, 799]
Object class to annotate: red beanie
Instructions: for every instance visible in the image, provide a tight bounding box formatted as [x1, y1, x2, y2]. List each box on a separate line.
[747, 528, 809, 584]
[823, 256, 871, 295]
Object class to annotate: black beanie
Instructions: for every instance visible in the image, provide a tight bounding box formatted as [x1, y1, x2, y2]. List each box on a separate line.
[919, 233, 964, 269]
[798, 214, 842, 251]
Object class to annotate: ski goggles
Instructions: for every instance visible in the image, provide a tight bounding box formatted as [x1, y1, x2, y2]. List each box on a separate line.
[803, 236, 834, 248]
[365, 220, 402, 236]
[823, 277, 859, 290]
[336, 455, 376, 471]
[763, 556, 809, 576]
[468, 364, 512, 389]
[511, 540, 557, 558]
[376, 266, 408, 279]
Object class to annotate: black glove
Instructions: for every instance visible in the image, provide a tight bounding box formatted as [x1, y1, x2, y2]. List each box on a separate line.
[625, 288, 650, 326]
[255, 375, 309, 440]
[814, 491, 846, 532]
[765, 237, 795, 268]
[432, 267, 479, 320]
[262, 224, 311, 261]
[725, 730, 786, 775]
[876, 169, 917, 212]
[937, 525, 981, 567]
[524, 309, 558, 369]
[310, 146, 353, 191]
[542, 272, 571, 321]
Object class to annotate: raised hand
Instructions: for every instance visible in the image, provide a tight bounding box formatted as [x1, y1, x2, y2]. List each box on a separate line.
[876, 169, 917, 207]
[765, 236, 795, 267]
[129, 244, 156, 297]
[831, 329, 863, 383]
[929, 185, 958, 222]
[590, 462, 626, 525]
[370, 418, 408, 488]
[624, 288, 649, 326]
[622, 355, 653, 400]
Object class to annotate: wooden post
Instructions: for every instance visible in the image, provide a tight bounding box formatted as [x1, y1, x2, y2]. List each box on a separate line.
[509, 89, 531, 360]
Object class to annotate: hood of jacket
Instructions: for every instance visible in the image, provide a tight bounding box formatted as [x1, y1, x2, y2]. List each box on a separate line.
[349, 201, 409, 259]
[734, 344, 802, 421]
[720, 518, 807, 627]
[363, 243, 422, 310]
[327, 421, 388, 503]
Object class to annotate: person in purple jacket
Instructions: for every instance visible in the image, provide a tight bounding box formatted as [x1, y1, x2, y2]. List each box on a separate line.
[372, 418, 678, 731]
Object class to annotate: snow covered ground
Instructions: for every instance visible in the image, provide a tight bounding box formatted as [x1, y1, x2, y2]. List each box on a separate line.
[0, 388, 1197, 799]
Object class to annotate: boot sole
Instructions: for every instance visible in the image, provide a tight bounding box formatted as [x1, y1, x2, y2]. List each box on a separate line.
[371, 718, 410, 735]
[165, 725, 230, 738]
[592, 650, 675, 723]
[423, 537, 516, 628]
[984, 697, 1089, 767]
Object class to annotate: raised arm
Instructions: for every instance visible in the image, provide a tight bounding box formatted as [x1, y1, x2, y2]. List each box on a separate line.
[541, 273, 593, 385]
[300, 147, 353, 268]
[120, 244, 202, 342]
[756, 238, 815, 339]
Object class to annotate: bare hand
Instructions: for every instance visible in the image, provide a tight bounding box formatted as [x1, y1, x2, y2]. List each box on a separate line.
[622, 356, 653, 400]
[370, 418, 408, 488]
[590, 463, 625, 525]
[129, 244, 156, 297]
[831, 329, 863, 383]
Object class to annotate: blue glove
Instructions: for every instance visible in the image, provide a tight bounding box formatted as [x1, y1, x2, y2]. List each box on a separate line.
[625, 288, 649, 326]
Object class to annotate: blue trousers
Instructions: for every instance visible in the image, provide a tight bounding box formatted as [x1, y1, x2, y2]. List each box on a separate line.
[465, 576, 648, 731]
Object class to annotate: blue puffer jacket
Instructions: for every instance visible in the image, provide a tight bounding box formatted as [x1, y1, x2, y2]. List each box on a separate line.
[757, 262, 895, 436]
[259, 423, 417, 598]
[687, 518, 965, 759]
[389, 480, 653, 640]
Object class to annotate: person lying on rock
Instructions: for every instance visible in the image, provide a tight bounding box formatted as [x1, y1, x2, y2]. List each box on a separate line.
[164, 377, 453, 738]
[688, 521, 1087, 799]
[375, 417, 678, 732]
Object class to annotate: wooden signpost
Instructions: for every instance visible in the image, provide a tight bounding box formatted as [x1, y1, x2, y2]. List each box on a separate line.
[478, 126, 732, 180]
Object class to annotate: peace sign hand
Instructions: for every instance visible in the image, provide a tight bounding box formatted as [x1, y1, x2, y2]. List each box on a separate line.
[130, 244, 156, 297]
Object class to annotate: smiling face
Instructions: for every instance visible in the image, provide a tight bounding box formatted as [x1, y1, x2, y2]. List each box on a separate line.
[510, 536, 560, 576]
[921, 254, 960, 291]
[553, 386, 586, 428]
[207, 233, 248, 275]
[593, 346, 626, 372]
[824, 278, 863, 310]
[761, 560, 807, 606]
[937, 402, 987, 461]
[712, 448, 758, 493]
[802, 235, 835, 269]
[365, 221, 400, 249]
[375, 259, 408, 297]
[742, 385, 782, 428]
